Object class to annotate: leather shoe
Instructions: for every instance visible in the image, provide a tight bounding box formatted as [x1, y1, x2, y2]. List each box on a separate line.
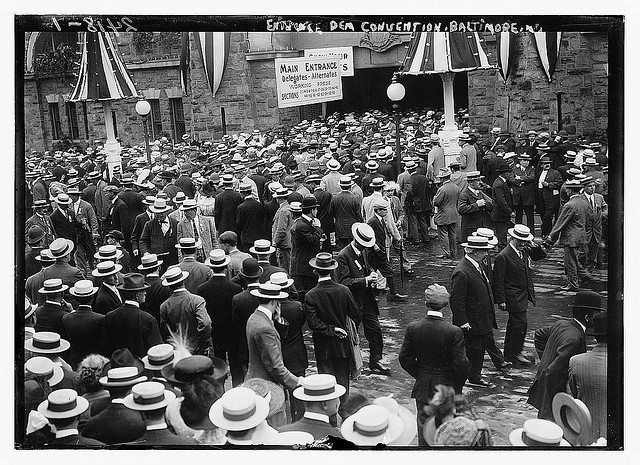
[514, 353, 531, 365]
[496, 361, 513, 370]
[387, 293, 408, 302]
[404, 269, 414, 275]
[436, 254, 449, 259]
[369, 363, 391, 375]
[560, 285, 579, 292]
[466, 378, 493, 388]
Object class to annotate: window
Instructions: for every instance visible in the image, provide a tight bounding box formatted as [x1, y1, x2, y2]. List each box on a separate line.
[149, 99, 163, 139]
[65, 102, 80, 139]
[169, 97, 186, 141]
[48, 103, 62, 140]
[82, 102, 90, 139]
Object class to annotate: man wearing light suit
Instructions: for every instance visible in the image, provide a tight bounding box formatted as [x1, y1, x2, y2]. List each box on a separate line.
[177, 199, 217, 263]
[433, 168, 461, 259]
[175, 238, 213, 293]
[580, 178, 607, 273]
[245, 282, 302, 393]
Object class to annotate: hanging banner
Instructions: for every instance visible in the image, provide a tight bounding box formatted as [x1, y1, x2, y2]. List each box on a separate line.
[275, 56, 343, 109]
[304, 46, 354, 77]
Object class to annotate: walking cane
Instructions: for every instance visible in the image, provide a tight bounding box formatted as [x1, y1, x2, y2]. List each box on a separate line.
[399, 236, 404, 287]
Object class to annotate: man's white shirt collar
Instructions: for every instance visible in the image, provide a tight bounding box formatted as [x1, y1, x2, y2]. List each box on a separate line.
[304, 411, 330, 423]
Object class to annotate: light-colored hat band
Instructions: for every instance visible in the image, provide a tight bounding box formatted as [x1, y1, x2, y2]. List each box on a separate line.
[32, 338, 61, 350]
[133, 392, 166, 406]
[303, 386, 336, 397]
[48, 398, 77, 413]
[223, 404, 256, 422]
[148, 353, 174, 367]
[521, 431, 560, 446]
[354, 421, 388, 437]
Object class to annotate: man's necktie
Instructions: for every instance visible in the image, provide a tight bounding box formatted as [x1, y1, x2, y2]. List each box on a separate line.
[192, 219, 199, 242]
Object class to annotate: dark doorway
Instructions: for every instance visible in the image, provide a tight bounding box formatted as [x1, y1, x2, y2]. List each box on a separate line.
[327, 67, 468, 114]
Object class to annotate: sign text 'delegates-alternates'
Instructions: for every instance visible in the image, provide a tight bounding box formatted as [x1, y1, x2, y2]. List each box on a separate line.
[304, 47, 354, 77]
[274, 56, 343, 109]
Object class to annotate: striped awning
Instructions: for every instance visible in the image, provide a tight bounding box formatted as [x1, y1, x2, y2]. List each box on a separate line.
[193, 32, 231, 96]
[70, 32, 139, 102]
[398, 32, 492, 75]
[533, 32, 562, 82]
[496, 32, 515, 83]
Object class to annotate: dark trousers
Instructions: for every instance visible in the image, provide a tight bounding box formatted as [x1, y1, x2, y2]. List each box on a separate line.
[437, 223, 457, 257]
[504, 310, 528, 359]
[372, 249, 398, 294]
[408, 211, 430, 243]
[564, 245, 590, 288]
[317, 358, 350, 420]
[464, 332, 503, 381]
[494, 220, 509, 250]
[359, 311, 384, 365]
[416, 399, 429, 447]
[541, 203, 559, 236]
[582, 235, 601, 272]
[287, 370, 307, 422]
[292, 275, 317, 301]
[514, 204, 535, 232]
[229, 351, 247, 387]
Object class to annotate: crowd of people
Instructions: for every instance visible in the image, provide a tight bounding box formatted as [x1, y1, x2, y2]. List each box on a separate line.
[21, 106, 609, 447]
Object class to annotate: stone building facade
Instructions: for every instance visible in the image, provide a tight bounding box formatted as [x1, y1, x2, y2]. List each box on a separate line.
[22, 31, 608, 154]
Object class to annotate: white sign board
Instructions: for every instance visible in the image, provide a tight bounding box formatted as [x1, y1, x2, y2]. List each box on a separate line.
[304, 46, 354, 77]
[275, 56, 343, 109]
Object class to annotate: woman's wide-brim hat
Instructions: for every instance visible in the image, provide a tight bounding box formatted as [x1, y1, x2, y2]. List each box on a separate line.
[161, 355, 229, 386]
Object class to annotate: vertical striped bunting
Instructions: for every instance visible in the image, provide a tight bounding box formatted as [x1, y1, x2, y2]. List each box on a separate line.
[179, 32, 190, 96]
[398, 32, 492, 75]
[533, 32, 562, 82]
[194, 32, 231, 96]
[70, 32, 139, 101]
[496, 32, 514, 82]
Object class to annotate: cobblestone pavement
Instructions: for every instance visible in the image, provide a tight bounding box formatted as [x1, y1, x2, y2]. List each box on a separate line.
[298, 231, 608, 446]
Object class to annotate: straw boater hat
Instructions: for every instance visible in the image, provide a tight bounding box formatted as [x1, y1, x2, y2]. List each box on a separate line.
[205, 249, 231, 268]
[91, 260, 123, 278]
[292, 373, 345, 402]
[242, 378, 286, 418]
[25, 332, 70, 354]
[272, 187, 291, 199]
[175, 237, 198, 250]
[372, 396, 418, 446]
[209, 387, 270, 431]
[461, 235, 494, 249]
[437, 168, 452, 178]
[352, 222, 376, 248]
[161, 355, 229, 386]
[508, 224, 534, 242]
[473, 228, 499, 247]
[309, 252, 338, 271]
[339, 175, 353, 188]
[149, 198, 172, 213]
[38, 389, 89, 419]
[509, 418, 570, 446]
[162, 265, 189, 286]
[250, 239, 276, 255]
[341, 404, 405, 446]
[552, 392, 593, 446]
[465, 171, 483, 182]
[94, 244, 124, 261]
[54, 193, 72, 205]
[69, 279, 98, 298]
[179, 199, 198, 211]
[25, 356, 64, 388]
[142, 344, 176, 371]
[123, 381, 176, 411]
[137, 253, 163, 271]
[269, 271, 294, 289]
[250, 282, 289, 300]
[289, 202, 302, 214]
[49, 238, 74, 259]
[25, 296, 37, 320]
[100, 366, 147, 388]
[38, 278, 69, 295]
[369, 177, 385, 188]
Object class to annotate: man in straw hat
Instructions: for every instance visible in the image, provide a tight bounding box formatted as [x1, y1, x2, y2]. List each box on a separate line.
[102, 273, 162, 359]
[62, 280, 103, 369]
[450, 235, 501, 388]
[177, 198, 218, 262]
[175, 237, 213, 292]
[140, 198, 179, 271]
[328, 176, 363, 251]
[537, 156, 563, 238]
[137, 253, 170, 325]
[214, 173, 243, 235]
[304, 253, 360, 419]
[123, 381, 200, 445]
[457, 171, 493, 241]
[493, 224, 541, 366]
[131, 195, 156, 263]
[569, 310, 608, 443]
[160, 264, 212, 356]
[278, 373, 346, 439]
[25, 331, 79, 392]
[246, 282, 304, 393]
[580, 176, 607, 273]
[543, 178, 592, 291]
[50, 193, 77, 248]
[37, 389, 104, 446]
[527, 290, 604, 420]
[81, 366, 147, 444]
[92, 260, 124, 315]
[26, 249, 57, 306]
[236, 182, 266, 253]
[490, 161, 514, 250]
[399, 283, 470, 446]
[270, 187, 294, 273]
[209, 386, 271, 445]
[340, 404, 405, 446]
[290, 195, 324, 299]
[433, 168, 461, 259]
[25, 199, 56, 248]
[34, 278, 71, 336]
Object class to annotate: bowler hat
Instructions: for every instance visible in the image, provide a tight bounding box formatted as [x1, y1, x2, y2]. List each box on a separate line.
[301, 195, 318, 209]
[26, 225, 45, 245]
[239, 258, 263, 279]
[571, 290, 603, 312]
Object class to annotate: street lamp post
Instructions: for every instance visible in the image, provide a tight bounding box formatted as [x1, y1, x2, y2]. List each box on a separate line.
[386, 76, 406, 175]
[135, 100, 152, 168]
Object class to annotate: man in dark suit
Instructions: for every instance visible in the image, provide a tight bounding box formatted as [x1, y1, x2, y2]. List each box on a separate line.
[138, 254, 170, 325]
[34, 278, 71, 336]
[433, 168, 461, 259]
[399, 283, 470, 446]
[92, 260, 124, 315]
[37, 389, 104, 446]
[492, 225, 538, 365]
[197, 249, 242, 361]
[214, 174, 243, 234]
[278, 374, 344, 439]
[450, 235, 502, 388]
[139, 198, 179, 271]
[510, 154, 537, 233]
[63, 280, 105, 368]
[543, 179, 591, 291]
[38, 239, 85, 304]
[527, 290, 603, 420]
[457, 171, 494, 241]
[250, 239, 286, 283]
[25, 225, 46, 279]
[25, 249, 56, 306]
[329, 178, 363, 250]
[160, 265, 212, 356]
[230, 258, 263, 386]
[176, 238, 213, 293]
[405, 161, 431, 244]
[304, 253, 360, 420]
[236, 183, 266, 252]
[50, 193, 78, 245]
[104, 185, 132, 250]
[130, 196, 154, 263]
[25, 200, 56, 248]
[123, 381, 200, 445]
[537, 156, 564, 237]
[81, 366, 147, 444]
[102, 273, 162, 359]
[491, 162, 514, 250]
[290, 195, 323, 299]
[117, 177, 144, 251]
[309, 175, 334, 253]
[175, 164, 196, 198]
